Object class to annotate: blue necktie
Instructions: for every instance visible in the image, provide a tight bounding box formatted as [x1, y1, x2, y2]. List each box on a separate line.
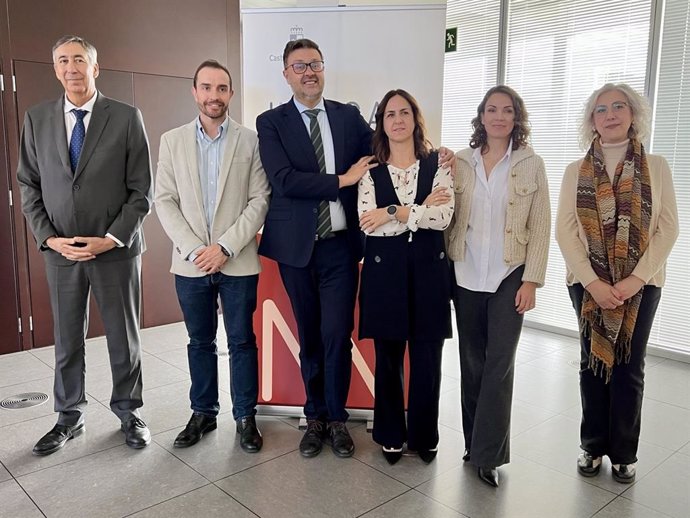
[304, 109, 333, 239]
[69, 109, 87, 173]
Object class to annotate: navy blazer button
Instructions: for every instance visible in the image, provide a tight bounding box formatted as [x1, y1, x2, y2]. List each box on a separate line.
[313, 208, 318, 213]
[72, 184, 80, 191]
[440, 251, 445, 259]
[374, 256, 381, 263]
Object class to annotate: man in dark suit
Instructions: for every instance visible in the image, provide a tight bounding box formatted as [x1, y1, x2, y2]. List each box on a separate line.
[17, 35, 153, 455]
[256, 38, 375, 458]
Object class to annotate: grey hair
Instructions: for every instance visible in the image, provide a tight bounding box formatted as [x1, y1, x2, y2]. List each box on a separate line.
[52, 35, 98, 65]
[578, 83, 651, 149]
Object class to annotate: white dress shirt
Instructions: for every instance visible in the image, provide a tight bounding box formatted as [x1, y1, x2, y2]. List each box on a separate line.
[358, 161, 454, 235]
[63, 92, 97, 146]
[293, 98, 347, 232]
[454, 144, 519, 292]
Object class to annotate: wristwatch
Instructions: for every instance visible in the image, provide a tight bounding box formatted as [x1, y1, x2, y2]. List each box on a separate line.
[219, 244, 231, 257]
[386, 205, 397, 221]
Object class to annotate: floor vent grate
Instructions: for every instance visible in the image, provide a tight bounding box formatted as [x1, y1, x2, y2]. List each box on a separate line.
[0, 392, 49, 409]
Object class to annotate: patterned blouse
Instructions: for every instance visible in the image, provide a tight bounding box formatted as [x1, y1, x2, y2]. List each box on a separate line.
[357, 160, 454, 236]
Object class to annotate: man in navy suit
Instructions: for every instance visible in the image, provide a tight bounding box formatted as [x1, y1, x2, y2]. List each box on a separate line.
[256, 38, 375, 458]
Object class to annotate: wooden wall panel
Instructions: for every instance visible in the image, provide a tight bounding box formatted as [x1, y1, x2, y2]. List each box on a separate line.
[134, 73, 199, 327]
[0, 59, 21, 354]
[7, 0, 228, 77]
[13, 61, 135, 346]
[1, 0, 241, 352]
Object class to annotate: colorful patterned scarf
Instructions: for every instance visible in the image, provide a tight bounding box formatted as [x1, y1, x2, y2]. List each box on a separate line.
[576, 138, 652, 382]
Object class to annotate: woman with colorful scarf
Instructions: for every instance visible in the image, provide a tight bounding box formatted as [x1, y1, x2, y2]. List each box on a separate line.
[556, 83, 679, 484]
[446, 86, 550, 487]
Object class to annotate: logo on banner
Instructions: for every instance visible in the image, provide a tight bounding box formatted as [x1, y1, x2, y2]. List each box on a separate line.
[289, 25, 304, 41]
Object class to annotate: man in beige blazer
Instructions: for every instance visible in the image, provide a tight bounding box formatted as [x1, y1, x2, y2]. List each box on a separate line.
[155, 60, 270, 452]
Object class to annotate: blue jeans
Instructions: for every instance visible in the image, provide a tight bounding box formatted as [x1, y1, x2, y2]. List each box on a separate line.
[175, 273, 259, 420]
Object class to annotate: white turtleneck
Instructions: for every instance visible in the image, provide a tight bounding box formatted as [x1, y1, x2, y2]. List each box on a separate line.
[600, 139, 629, 181]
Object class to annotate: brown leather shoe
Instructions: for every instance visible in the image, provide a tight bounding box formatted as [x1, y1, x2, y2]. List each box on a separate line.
[236, 415, 263, 453]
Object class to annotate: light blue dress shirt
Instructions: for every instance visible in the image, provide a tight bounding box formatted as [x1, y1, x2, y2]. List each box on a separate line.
[196, 117, 229, 231]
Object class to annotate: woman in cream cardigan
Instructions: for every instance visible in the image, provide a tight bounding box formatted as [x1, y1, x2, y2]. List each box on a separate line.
[446, 85, 550, 487]
[556, 83, 678, 484]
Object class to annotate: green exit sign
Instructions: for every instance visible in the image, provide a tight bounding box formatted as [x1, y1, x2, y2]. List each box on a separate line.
[445, 28, 457, 52]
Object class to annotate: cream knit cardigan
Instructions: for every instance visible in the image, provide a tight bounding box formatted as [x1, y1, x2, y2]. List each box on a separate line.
[446, 145, 551, 287]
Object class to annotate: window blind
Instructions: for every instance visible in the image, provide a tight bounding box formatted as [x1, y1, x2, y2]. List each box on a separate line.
[648, 0, 690, 354]
[504, 0, 652, 334]
[442, 0, 501, 150]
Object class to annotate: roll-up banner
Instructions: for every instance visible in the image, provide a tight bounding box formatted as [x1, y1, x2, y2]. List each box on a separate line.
[243, 5, 446, 415]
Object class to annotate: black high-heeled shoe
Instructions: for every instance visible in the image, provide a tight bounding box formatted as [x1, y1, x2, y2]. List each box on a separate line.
[419, 446, 438, 464]
[478, 466, 499, 487]
[462, 449, 471, 462]
[382, 446, 403, 465]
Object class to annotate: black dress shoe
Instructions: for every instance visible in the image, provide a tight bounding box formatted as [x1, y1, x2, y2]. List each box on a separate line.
[478, 467, 499, 487]
[299, 419, 327, 458]
[237, 416, 263, 453]
[462, 449, 471, 462]
[329, 421, 355, 458]
[121, 417, 151, 449]
[612, 463, 636, 484]
[32, 422, 85, 456]
[419, 447, 438, 464]
[382, 446, 403, 465]
[174, 413, 217, 448]
[577, 451, 602, 477]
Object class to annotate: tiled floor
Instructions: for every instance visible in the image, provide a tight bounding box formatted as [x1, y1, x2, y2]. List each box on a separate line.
[0, 323, 688, 518]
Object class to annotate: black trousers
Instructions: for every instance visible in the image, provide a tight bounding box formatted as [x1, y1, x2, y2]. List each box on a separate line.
[279, 233, 358, 423]
[372, 338, 444, 451]
[568, 283, 661, 464]
[452, 266, 525, 468]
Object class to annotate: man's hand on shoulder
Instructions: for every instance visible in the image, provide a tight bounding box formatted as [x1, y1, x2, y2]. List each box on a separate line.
[339, 155, 377, 188]
[438, 147, 456, 175]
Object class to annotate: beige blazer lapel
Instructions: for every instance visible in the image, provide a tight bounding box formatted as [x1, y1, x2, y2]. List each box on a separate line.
[181, 120, 210, 240]
[212, 119, 240, 223]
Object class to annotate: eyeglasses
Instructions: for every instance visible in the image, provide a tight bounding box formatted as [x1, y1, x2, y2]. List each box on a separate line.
[285, 61, 325, 74]
[593, 101, 629, 116]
